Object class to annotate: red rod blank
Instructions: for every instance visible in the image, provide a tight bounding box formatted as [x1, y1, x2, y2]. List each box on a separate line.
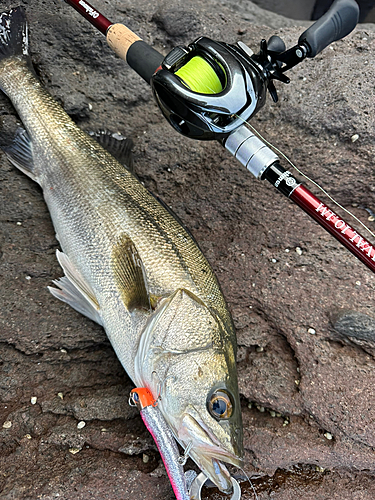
[64, 0, 112, 35]
[290, 184, 375, 273]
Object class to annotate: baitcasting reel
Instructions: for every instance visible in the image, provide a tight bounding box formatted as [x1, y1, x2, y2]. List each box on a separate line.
[151, 37, 266, 140]
[150, 0, 359, 140]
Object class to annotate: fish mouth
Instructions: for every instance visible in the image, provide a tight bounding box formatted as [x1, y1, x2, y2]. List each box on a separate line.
[191, 450, 243, 494]
[179, 412, 243, 494]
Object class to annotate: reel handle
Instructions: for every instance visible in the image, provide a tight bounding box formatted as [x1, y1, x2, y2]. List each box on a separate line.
[298, 0, 359, 57]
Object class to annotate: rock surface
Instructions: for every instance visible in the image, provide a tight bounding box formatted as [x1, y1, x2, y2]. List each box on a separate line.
[0, 0, 375, 499]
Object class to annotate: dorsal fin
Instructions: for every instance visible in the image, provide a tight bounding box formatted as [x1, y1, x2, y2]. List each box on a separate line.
[89, 130, 134, 173]
[112, 233, 150, 312]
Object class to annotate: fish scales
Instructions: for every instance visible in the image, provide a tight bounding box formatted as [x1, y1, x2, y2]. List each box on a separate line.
[1, 59, 234, 346]
[0, 7, 243, 494]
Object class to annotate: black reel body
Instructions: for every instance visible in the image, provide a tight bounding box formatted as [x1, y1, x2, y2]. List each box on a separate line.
[150, 37, 267, 140]
[150, 0, 359, 141]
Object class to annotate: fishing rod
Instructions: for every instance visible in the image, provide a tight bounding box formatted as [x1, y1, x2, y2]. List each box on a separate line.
[63, 0, 375, 274]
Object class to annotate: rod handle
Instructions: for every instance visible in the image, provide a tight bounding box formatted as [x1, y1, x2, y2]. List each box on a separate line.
[106, 24, 164, 83]
[298, 0, 359, 57]
[106, 23, 141, 60]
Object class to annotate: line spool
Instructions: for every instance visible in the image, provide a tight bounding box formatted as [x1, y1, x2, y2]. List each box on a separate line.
[175, 56, 223, 94]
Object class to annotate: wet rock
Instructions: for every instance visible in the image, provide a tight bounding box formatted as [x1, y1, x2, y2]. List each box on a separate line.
[41, 386, 137, 422]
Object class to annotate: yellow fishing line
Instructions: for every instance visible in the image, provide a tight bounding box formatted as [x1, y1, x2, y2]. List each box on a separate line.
[175, 56, 222, 94]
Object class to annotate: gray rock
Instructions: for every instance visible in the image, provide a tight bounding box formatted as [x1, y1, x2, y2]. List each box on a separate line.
[331, 310, 375, 356]
[214, 0, 311, 28]
[62, 91, 90, 120]
[152, 7, 201, 39]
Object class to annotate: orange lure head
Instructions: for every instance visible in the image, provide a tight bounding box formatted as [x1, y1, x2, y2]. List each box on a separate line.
[130, 387, 158, 410]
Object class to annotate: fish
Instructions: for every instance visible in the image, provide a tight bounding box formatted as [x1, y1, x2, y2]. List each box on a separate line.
[0, 6, 243, 494]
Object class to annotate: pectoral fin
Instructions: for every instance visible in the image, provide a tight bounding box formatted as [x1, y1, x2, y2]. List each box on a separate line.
[112, 234, 150, 312]
[48, 250, 102, 325]
[1, 127, 37, 182]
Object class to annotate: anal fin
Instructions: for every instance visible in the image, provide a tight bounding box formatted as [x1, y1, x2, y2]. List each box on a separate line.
[48, 250, 102, 325]
[112, 234, 150, 312]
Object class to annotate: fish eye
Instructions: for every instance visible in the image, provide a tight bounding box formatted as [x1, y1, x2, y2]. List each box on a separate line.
[207, 389, 233, 420]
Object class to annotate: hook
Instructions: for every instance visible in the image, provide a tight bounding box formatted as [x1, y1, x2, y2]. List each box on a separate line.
[189, 473, 241, 500]
[177, 440, 193, 466]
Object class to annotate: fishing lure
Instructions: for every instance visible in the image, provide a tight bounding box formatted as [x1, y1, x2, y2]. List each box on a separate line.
[129, 388, 243, 500]
[129, 388, 190, 500]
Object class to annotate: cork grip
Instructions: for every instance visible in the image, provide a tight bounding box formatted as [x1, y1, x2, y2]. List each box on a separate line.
[106, 23, 141, 60]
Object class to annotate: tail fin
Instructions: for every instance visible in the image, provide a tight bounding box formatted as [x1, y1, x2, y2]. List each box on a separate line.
[0, 7, 28, 62]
